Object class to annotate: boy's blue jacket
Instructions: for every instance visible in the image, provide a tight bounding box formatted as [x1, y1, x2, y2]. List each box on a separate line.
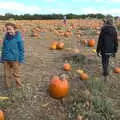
[1, 31, 24, 63]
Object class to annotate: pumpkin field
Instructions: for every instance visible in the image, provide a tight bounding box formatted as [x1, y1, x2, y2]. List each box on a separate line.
[0, 19, 120, 120]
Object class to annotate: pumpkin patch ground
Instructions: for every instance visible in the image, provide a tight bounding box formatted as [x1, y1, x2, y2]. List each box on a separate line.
[0, 19, 120, 120]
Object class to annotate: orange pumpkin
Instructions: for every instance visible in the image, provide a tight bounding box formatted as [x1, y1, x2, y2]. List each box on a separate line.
[32, 32, 40, 37]
[76, 69, 84, 74]
[0, 110, 4, 120]
[50, 41, 58, 50]
[76, 35, 80, 39]
[63, 63, 71, 71]
[88, 39, 96, 47]
[80, 73, 89, 80]
[57, 42, 64, 49]
[49, 76, 69, 99]
[51, 44, 57, 50]
[35, 27, 40, 32]
[64, 32, 70, 37]
[68, 32, 72, 36]
[59, 32, 64, 36]
[73, 48, 80, 53]
[52, 41, 58, 45]
[67, 28, 71, 32]
[81, 40, 88, 45]
[113, 67, 120, 73]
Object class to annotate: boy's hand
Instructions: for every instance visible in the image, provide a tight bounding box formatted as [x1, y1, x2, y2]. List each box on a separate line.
[112, 53, 116, 57]
[97, 52, 101, 57]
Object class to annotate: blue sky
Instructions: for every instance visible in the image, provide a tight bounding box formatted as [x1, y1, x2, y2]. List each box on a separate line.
[0, 0, 120, 16]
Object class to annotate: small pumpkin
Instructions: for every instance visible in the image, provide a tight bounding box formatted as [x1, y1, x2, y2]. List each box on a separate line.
[51, 44, 57, 50]
[49, 76, 69, 99]
[88, 39, 96, 47]
[113, 67, 120, 73]
[76, 34, 80, 39]
[0, 110, 4, 120]
[52, 41, 58, 46]
[81, 40, 88, 45]
[50, 41, 58, 50]
[32, 32, 39, 37]
[67, 29, 71, 32]
[92, 49, 96, 53]
[73, 48, 80, 53]
[59, 32, 64, 36]
[57, 42, 64, 49]
[64, 32, 70, 37]
[80, 73, 89, 80]
[63, 63, 71, 71]
[76, 69, 84, 74]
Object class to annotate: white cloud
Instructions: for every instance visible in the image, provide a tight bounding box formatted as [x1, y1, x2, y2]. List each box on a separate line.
[72, 0, 120, 2]
[0, 2, 41, 14]
[81, 8, 99, 14]
[81, 8, 120, 16]
[95, 0, 103, 2]
[72, 0, 103, 2]
[0, 1, 119, 16]
[109, 0, 120, 2]
[43, 0, 56, 2]
[94, 0, 120, 2]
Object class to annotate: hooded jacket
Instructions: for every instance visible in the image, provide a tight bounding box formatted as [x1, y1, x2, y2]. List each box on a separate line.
[97, 24, 118, 54]
[1, 31, 24, 63]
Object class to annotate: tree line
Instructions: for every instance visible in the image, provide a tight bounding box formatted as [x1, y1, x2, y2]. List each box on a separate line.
[0, 13, 118, 20]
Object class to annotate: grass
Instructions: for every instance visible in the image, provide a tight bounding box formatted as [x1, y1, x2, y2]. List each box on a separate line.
[0, 84, 35, 111]
[64, 53, 118, 120]
[0, 19, 119, 119]
[0, 100, 10, 110]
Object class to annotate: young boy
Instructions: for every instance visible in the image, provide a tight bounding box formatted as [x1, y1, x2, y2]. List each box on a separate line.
[1, 22, 24, 88]
[97, 17, 118, 80]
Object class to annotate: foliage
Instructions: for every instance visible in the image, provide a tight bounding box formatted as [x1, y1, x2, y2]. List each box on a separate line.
[0, 13, 108, 20]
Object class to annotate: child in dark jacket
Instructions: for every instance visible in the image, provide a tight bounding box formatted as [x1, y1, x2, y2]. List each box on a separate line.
[97, 18, 118, 80]
[1, 22, 24, 88]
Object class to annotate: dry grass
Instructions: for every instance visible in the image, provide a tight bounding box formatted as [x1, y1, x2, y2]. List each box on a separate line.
[0, 19, 120, 120]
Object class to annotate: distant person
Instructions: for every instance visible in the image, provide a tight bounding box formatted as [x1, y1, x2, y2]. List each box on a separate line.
[97, 17, 118, 80]
[1, 22, 24, 88]
[63, 16, 67, 25]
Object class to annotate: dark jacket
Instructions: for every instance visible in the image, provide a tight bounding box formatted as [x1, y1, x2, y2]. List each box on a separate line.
[97, 24, 118, 54]
[1, 31, 24, 63]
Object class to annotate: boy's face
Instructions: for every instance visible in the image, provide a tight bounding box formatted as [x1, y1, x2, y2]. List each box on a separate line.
[6, 25, 16, 35]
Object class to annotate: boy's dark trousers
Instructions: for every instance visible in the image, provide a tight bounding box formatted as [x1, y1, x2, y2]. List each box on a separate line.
[101, 54, 111, 76]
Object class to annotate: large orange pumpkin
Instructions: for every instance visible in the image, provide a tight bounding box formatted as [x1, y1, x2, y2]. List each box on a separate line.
[113, 67, 120, 73]
[49, 76, 69, 99]
[88, 39, 96, 47]
[63, 63, 71, 71]
[57, 42, 64, 49]
[0, 110, 4, 120]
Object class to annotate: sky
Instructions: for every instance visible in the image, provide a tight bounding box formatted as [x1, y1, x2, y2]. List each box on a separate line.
[0, 0, 120, 16]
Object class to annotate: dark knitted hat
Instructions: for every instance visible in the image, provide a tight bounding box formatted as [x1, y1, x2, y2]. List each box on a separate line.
[104, 15, 114, 25]
[106, 18, 113, 25]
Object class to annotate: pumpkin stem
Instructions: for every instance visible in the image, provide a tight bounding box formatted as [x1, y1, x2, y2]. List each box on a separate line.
[59, 73, 68, 80]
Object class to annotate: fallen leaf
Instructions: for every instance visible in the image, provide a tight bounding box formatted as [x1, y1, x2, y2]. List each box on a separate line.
[0, 96, 9, 100]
